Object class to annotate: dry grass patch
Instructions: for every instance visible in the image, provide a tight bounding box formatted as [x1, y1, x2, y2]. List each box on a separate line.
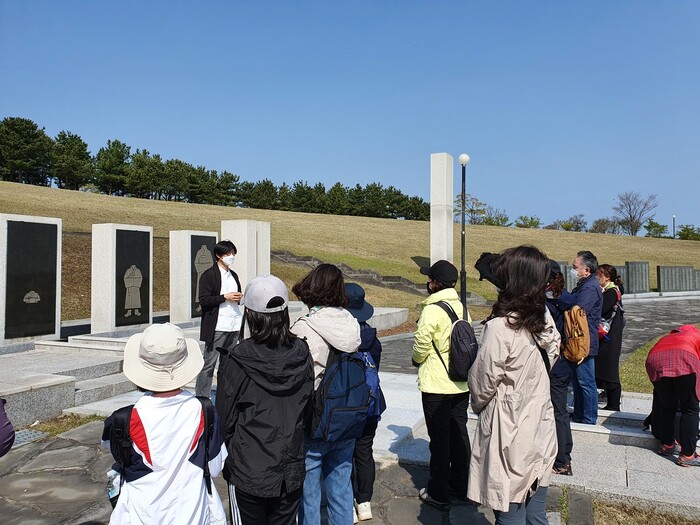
[29, 413, 105, 437]
[594, 500, 700, 525]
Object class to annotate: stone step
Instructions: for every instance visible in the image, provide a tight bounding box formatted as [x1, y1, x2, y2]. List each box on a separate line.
[1, 346, 124, 382]
[74, 373, 136, 406]
[64, 390, 144, 418]
[2, 374, 76, 428]
[68, 335, 128, 351]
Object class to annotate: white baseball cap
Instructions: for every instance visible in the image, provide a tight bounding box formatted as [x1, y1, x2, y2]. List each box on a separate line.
[242, 275, 289, 313]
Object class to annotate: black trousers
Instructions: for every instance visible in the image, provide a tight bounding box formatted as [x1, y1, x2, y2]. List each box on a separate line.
[421, 391, 471, 502]
[596, 379, 622, 411]
[550, 372, 573, 468]
[352, 418, 379, 504]
[228, 484, 302, 525]
[651, 374, 699, 457]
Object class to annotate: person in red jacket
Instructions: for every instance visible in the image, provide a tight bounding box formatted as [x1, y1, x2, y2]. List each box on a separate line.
[645, 324, 700, 467]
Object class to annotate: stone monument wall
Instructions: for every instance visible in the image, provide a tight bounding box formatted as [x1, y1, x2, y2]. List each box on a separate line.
[169, 230, 218, 325]
[91, 223, 153, 333]
[0, 214, 62, 346]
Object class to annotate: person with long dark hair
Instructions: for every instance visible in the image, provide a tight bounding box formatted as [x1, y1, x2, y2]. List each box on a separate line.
[290, 264, 361, 525]
[216, 275, 314, 525]
[468, 246, 560, 524]
[595, 264, 625, 411]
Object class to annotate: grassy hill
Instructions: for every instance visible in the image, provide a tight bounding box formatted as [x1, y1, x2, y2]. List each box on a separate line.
[2, 181, 698, 322]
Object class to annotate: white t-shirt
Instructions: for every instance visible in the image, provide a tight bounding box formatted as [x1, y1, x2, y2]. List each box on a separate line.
[215, 265, 242, 333]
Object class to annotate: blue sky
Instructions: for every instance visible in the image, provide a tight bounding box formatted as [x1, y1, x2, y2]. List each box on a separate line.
[1, 1, 698, 231]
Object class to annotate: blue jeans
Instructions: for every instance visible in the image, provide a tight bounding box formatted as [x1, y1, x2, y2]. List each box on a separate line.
[571, 356, 597, 424]
[299, 438, 355, 525]
[494, 486, 548, 525]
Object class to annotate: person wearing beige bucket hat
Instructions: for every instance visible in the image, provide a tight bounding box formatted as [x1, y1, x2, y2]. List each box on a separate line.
[103, 323, 228, 525]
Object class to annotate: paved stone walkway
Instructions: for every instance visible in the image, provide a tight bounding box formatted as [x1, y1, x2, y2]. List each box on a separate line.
[0, 421, 580, 525]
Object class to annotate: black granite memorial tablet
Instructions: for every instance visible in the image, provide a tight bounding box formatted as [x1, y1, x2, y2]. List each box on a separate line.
[190, 235, 216, 318]
[115, 229, 150, 327]
[4, 221, 58, 339]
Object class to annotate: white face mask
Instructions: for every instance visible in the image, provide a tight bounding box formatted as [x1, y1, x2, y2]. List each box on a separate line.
[222, 255, 235, 267]
[569, 268, 580, 281]
[545, 290, 554, 299]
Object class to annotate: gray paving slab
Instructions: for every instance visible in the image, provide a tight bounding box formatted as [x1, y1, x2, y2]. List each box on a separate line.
[567, 490, 594, 525]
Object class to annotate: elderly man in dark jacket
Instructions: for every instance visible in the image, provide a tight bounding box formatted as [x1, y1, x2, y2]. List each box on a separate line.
[569, 250, 603, 424]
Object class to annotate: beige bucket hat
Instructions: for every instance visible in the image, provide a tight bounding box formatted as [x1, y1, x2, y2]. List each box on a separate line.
[123, 323, 203, 392]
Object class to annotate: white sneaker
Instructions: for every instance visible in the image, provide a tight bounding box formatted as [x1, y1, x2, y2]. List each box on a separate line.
[356, 501, 372, 521]
[353, 506, 359, 523]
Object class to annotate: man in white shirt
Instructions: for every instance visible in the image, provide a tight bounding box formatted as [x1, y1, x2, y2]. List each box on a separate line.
[195, 240, 243, 398]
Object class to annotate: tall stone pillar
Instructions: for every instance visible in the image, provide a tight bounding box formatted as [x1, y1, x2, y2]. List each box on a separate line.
[91, 224, 153, 333]
[220, 220, 271, 290]
[430, 153, 454, 264]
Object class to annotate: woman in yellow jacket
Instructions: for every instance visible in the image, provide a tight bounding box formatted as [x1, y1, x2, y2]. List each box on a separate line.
[412, 260, 470, 510]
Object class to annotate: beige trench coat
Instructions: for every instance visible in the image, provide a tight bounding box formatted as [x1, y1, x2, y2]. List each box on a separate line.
[467, 309, 560, 512]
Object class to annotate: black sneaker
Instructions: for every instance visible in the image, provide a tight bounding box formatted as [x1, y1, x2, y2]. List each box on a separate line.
[419, 488, 450, 510]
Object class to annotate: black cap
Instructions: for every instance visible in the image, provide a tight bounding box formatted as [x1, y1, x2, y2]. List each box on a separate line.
[474, 252, 505, 290]
[420, 260, 458, 286]
[549, 259, 562, 275]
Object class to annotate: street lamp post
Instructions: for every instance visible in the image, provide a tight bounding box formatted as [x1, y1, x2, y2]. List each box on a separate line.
[458, 153, 470, 313]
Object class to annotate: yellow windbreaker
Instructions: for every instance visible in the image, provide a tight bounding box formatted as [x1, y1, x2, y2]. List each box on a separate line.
[412, 287, 471, 394]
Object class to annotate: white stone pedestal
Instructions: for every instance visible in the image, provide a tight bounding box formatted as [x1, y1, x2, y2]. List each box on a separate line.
[430, 153, 454, 264]
[220, 220, 271, 289]
[91, 224, 153, 334]
[169, 230, 218, 324]
[0, 214, 62, 346]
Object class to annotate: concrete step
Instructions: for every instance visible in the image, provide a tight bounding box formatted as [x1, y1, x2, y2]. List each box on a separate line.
[64, 390, 144, 417]
[1, 346, 124, 382]
[68, 335, 128, 351]
[74, 373, 136, 406]
[1, 374, 76, 428]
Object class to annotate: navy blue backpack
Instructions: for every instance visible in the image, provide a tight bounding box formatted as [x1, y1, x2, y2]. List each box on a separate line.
[359, 351, 386, 421]
[308, 347, 369, 442]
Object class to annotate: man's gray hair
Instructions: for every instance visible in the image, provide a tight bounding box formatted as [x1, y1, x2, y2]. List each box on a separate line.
[577, 250, 598, 274]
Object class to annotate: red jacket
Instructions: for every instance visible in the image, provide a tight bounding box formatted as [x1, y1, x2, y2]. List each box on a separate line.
[646, 325, 700, 399]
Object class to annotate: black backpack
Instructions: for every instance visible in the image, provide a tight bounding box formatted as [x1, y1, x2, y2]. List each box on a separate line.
[108, 396, 216, 502]
[431, 301, 479, 382]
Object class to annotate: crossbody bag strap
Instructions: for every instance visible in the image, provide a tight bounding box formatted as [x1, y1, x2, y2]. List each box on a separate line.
[430, 301, 458, 375]
[196, 396, 215, 495]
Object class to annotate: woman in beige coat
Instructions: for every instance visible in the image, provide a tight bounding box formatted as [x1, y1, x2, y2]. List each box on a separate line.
[467, 246, 560, 525]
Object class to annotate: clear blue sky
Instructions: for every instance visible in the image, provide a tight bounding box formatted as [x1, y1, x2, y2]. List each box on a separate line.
[1, 1, 698, 231]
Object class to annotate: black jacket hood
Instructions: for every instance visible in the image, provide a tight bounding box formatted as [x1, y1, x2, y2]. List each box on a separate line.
[228, 337, 311, 395]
